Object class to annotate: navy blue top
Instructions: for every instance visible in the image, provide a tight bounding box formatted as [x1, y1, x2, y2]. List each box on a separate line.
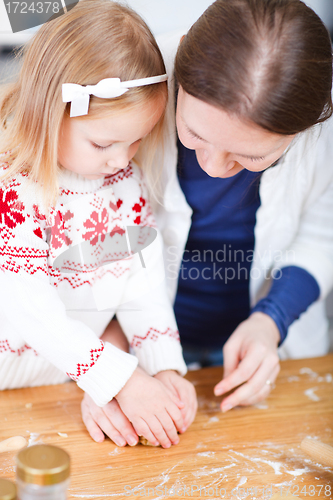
[174, 140, 320, 348]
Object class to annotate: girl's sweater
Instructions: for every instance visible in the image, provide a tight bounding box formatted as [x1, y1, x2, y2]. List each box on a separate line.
[0, 162, 186, 406]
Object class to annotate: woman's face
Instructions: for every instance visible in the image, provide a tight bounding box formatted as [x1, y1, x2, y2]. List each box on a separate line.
[176, 86, 295, 178]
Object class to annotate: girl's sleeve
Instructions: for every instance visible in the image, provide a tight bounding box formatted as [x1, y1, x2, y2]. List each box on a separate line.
[0, 178, 138, 406]
[101, 168, 187, 377]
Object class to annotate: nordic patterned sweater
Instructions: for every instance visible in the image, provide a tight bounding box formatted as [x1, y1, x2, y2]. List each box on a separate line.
[0, 162, 186, 406]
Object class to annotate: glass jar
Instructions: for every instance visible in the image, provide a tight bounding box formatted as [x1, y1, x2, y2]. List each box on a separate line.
[16, 445, 70, 500]
[0, 478, 17, 500]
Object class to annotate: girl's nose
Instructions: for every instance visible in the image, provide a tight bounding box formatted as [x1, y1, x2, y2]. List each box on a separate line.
[107, 147, 130, 171]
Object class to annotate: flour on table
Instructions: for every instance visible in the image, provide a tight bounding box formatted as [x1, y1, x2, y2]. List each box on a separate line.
[304, 387, 320, 401]
[27, 432, 42, 446]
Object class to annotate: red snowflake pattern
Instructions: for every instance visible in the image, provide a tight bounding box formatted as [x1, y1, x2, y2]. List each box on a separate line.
[132, 197, 146, 225]
[110, 225, 125, 237]
[33, 227, 43, 239]
[0, 188, 25, 229]
[49, 210, 74, 249]
[83, 208, 109, 246]
[33, 204, 46, 221]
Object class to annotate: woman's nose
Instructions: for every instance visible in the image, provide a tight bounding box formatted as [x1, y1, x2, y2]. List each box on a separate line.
[197, 148, 235, 177]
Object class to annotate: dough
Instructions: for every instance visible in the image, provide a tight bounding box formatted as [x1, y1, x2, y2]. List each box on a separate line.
[138, 432, 180, 446]
[138, 436, 159, 446]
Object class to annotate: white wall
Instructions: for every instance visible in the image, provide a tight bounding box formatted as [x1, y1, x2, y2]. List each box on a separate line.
[0, 0, 214, 45]
[122, 0, 214, 36]
[305, 0, 333, 32]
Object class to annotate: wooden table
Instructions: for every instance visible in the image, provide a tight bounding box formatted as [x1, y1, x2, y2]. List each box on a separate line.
[1, 355, 332, 500]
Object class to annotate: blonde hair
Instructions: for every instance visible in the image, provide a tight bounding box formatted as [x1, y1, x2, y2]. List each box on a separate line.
[0, 0, 167, 206]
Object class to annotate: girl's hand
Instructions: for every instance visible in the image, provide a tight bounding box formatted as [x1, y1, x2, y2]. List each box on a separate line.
[115, 366, 185, 448]
[81, 393, 139, 446]
[214, 312, 280, 411]
[154, 370, 198, 431]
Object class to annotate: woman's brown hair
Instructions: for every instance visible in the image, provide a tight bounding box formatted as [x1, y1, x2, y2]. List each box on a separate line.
[0, 0, 167, 206]
[175, 0, 333, 135]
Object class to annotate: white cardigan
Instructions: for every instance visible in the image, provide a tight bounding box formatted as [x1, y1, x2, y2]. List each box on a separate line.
[152, 31, 333, 359]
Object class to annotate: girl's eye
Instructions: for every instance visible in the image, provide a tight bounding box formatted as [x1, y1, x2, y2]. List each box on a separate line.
[92, 143, 111, 151]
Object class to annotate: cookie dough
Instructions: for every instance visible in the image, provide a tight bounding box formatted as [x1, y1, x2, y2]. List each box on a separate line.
[138, 436, 159, 446]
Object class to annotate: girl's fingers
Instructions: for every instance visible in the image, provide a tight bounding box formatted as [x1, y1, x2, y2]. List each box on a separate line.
[94, 413, 127, 447]
[133, 418, 160, 448]
[167, 403, 186, 435]
[180, 391, 197, 430]
[81, 396, 136, 447]
[153, 413, 178, 448]
[164, 387, 185, 410]
[103, 400, 138, 446]
[81, 401, 105, 443]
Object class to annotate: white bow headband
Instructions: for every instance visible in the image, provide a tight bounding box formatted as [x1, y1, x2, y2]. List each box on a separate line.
[62, 74, 168, 117]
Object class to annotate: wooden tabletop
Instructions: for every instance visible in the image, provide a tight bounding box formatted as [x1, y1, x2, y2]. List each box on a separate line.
[1, 355, 332, 500]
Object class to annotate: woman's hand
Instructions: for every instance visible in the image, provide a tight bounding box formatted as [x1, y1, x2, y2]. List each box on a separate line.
[154, 370, 197, 431]
[214, 312, 280, 411]
[81, 393, 139, 446]
[116, 366, 185, 448]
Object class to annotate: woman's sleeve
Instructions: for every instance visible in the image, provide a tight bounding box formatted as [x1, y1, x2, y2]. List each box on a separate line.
[251, 266, 320, 344]
[272, 121, 333, 299]
[252, 118, 333, 343]
[0, 178, 138, 406]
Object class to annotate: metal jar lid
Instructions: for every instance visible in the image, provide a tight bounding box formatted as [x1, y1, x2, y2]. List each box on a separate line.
[0, 478, 17, 500]
[16, 445, 70, 486]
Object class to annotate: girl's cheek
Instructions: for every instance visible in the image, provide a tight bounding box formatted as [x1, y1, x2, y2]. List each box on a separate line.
[129, 142, 141, 160]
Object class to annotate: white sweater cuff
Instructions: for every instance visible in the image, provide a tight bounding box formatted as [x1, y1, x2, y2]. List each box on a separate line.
[77, 342, 138, 407]
[133, 337, 187, 377]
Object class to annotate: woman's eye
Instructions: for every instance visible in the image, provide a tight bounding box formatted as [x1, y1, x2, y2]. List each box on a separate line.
[187, 129, 201, 141]
[249, 156, 265, 162]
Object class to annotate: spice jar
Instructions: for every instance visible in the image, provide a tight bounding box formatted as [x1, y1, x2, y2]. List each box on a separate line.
[0, 478, 17, 500]
[16, 445, 70, 500]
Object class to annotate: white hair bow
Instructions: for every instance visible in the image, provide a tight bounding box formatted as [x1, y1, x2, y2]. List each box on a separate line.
[62, 74, 168, 117]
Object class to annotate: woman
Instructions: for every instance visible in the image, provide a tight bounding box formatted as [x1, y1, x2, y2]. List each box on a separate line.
[82, 0, 333, 444]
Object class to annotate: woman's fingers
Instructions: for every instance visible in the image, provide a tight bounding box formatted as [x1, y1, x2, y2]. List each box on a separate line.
[219, 360, 280, 411]
[236, 364, 280, 407]
[214, 344, 259, 397]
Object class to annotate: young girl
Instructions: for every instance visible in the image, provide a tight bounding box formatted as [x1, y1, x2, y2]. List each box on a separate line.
[0, 0, 197, 449]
